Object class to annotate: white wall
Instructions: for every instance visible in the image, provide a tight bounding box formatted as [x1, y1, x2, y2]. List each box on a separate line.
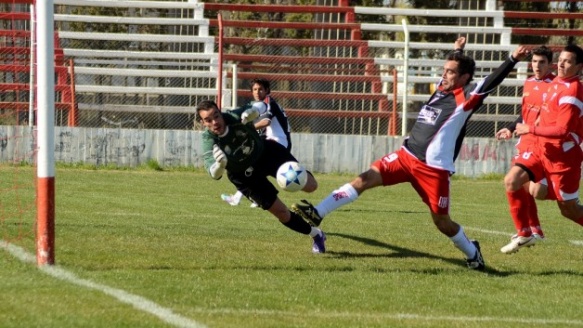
[0, 125, 516, 177]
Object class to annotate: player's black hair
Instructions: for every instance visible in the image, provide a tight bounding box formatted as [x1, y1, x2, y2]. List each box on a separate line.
[531, 45, 553, 63]
[446, 52, 476, 84]
[563, 44, 583, 65]
[196, 99, 219, 117]
[250, 78, 271, 94]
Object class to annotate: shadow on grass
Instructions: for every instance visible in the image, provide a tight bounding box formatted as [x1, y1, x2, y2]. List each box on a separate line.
[326, 232, 513, 276]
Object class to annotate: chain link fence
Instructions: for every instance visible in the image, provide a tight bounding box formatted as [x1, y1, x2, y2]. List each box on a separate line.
[3, 1, 577, 137]
[215, 1, 526, 137]
[56, 2, 215, 130]
[225, 40, 522, 137]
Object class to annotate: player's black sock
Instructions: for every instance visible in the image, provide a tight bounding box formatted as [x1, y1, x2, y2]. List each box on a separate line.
[283, 211, 312, 235]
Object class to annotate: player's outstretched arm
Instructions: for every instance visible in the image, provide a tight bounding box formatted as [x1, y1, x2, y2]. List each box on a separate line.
[478, 45, 527, 94]
[511, 46, 529, 62]
[241, 102, 264, 124]
[454, 36, 466, 51]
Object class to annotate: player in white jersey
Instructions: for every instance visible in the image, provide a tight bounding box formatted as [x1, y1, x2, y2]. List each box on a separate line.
[221, 78, 293, 207]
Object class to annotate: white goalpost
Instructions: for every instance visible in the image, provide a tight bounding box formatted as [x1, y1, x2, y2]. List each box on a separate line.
[35, 0, 56, 266]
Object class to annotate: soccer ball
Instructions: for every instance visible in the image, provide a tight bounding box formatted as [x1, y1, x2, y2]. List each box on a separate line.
[276, 161, 307, 192]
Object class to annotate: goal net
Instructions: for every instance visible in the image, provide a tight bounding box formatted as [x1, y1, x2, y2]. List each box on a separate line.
[0, 0, 37, 255]
[1, 0, 55, 265]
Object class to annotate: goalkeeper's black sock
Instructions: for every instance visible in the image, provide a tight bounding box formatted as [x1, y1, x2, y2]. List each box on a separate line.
[283, 211, 312, 235]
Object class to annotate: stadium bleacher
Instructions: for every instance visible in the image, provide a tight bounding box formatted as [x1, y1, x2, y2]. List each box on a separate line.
[2, 0, 580, 135]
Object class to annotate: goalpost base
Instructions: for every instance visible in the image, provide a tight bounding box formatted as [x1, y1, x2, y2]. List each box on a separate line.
[36, 176, 55, 265]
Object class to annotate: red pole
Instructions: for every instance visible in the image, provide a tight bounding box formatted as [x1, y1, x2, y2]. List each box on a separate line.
[68, 59, 77, 127]
[36, 0, 56, 266]
[37, 178, 55, 264]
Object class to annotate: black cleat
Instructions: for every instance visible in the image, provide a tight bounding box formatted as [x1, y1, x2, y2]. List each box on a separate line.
[466, 240, 485, 271]
[291, 199, 323, 227]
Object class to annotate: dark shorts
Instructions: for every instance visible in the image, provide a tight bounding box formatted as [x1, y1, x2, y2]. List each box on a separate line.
[227, 140, 297, 209]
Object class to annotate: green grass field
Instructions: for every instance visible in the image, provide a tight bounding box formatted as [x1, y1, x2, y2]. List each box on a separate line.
[1, 167, 583, 328]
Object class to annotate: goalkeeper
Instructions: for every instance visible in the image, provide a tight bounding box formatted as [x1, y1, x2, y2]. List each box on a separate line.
[196, 100, 327, 253]
[221, 78, 292, 207]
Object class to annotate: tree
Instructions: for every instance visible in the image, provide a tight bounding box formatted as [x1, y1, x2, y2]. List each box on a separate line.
[502, 1, 552, 45]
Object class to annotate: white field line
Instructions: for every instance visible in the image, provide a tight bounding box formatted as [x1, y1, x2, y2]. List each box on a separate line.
[192, 308, 583, 326]
[58, 209, 196, 219]
[4, 230, 582, 327]
[464, 227, 511, 236]
[0, 241, 207, 328]
[464, 226, 583, 247]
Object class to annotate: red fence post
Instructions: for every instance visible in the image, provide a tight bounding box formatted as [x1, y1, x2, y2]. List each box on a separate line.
[67, 59, 77, 127]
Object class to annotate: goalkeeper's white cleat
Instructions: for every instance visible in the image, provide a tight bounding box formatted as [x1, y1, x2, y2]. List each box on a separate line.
[221, 194, 240, 206]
